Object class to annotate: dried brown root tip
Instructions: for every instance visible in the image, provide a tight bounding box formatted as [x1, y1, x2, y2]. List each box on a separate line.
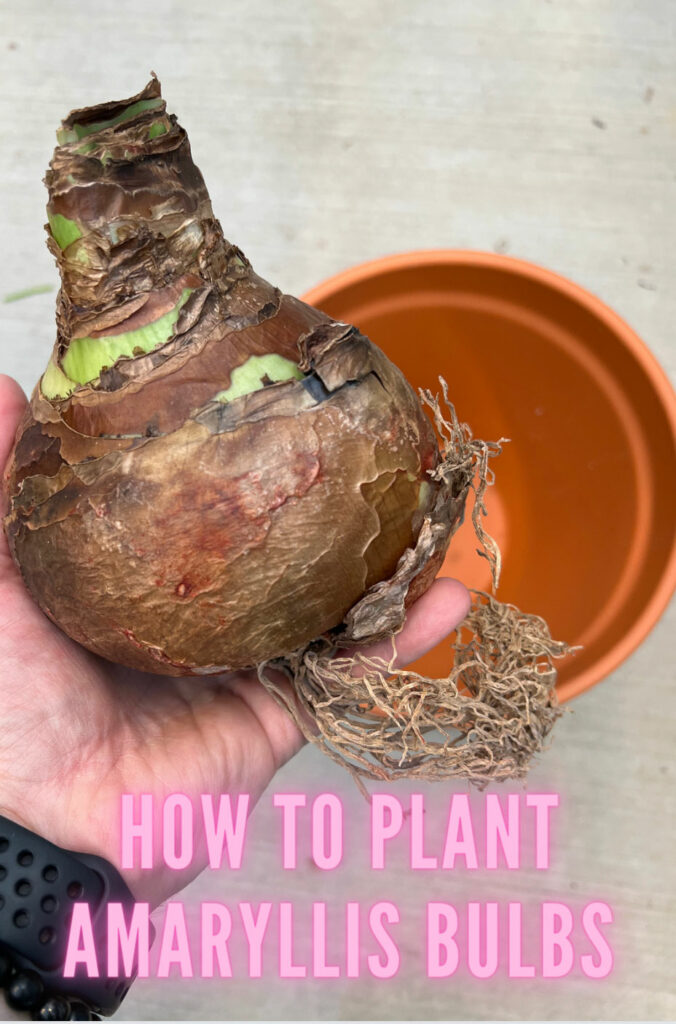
[420, 378, 506, 591]
[257, 592, 572, 790]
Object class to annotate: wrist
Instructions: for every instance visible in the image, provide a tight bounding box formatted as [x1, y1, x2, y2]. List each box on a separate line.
[0, 814, 138, 1018]
[0, 795, 203, 910]
[0, 799, 137, 902]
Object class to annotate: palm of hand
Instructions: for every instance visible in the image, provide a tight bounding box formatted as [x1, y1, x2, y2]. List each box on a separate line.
[0, 374, 469, 907]
[0, 538, 301, 906]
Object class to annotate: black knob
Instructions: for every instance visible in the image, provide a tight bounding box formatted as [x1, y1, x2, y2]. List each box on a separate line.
[5, 969, 44, 1010]
[32, 995, 71, 1020]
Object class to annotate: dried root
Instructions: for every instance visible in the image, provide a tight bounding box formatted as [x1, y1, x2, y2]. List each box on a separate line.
[258, 382, 572, 788]
[421, 378, 504, 589]
[259, 592, 569, 790]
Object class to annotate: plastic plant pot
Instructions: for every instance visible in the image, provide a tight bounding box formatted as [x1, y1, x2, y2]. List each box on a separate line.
[303, 251, 676, 701]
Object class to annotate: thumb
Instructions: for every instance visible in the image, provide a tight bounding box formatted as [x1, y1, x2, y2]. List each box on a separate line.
[344, 577, 471, 670]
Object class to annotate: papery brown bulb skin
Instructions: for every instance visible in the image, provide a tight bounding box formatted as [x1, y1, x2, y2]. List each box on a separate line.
[2, 79, 454, 675]
[5, 323, 442, 674]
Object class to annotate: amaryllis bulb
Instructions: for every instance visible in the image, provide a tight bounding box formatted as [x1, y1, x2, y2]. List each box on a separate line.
[3, 77, 457, 676]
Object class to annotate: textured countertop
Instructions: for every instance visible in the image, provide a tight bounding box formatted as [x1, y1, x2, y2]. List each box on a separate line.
[0, 1, 674, 1020]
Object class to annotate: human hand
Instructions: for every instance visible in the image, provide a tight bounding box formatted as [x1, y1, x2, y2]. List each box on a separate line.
[0, 373, 470, 908]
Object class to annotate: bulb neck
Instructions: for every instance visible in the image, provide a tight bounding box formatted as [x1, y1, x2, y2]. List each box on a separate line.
[45, 77, 238, 350]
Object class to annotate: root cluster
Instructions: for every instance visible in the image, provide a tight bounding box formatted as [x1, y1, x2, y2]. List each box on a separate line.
[259, 382, 571, 787]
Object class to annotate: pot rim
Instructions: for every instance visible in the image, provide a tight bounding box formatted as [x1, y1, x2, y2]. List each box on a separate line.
[302, 248, 676, 702]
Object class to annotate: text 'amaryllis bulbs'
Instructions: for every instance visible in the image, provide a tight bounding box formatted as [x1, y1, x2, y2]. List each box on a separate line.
[3, 78, 569, 784]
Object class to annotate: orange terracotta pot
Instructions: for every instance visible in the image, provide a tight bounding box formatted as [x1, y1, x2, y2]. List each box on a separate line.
[303, 251, 676, 701]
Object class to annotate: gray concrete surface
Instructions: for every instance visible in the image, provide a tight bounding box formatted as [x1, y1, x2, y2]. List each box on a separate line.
[0, 0, 674, 1020]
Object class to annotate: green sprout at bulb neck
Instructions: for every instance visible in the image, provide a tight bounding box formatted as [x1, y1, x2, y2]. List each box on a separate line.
[48, 212, 82, 250]
[42, 288, 193, 400]
[56, 97, 164, 145]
